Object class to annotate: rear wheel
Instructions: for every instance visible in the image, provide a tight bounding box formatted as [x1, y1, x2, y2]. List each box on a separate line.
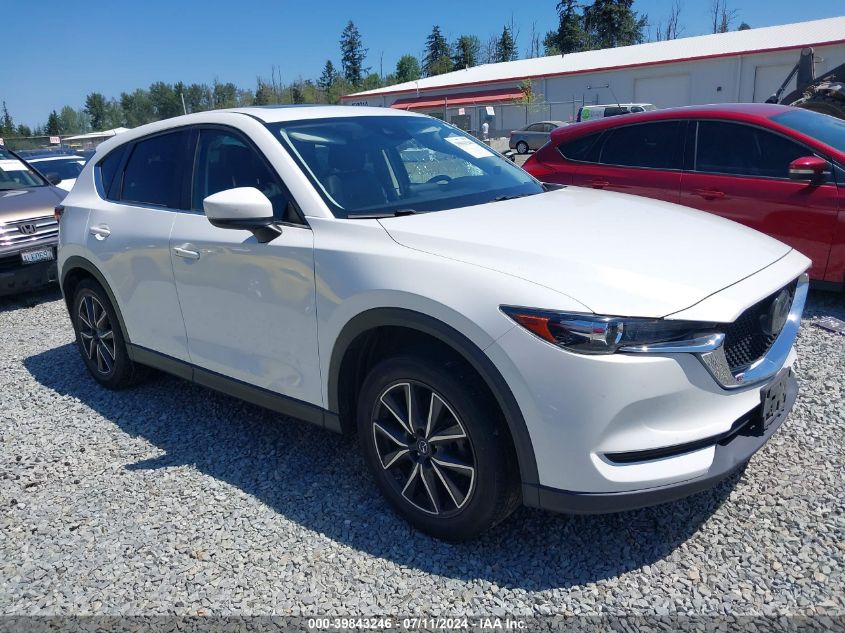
[71, 279, 145, 389]
[516, 141, 529, 154]
[357, 355, 519, 541]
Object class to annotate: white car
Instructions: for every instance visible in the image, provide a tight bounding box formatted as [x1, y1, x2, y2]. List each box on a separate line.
[56, 106, 809, 540]
[28, 155, 86, 192]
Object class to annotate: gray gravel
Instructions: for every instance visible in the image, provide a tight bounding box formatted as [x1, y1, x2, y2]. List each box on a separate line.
[1, 286, 843, 617]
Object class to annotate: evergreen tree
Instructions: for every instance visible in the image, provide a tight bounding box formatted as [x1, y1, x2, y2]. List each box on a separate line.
[543, 31, 560, 56]
[395, 55, 421, 83]
[496, 26, 517, 62]
[84, 92, 108, 130]
[46, 110, 61, 135]
[555, 0, 588, 53]
[452, 35, 480, 69]
[582, 0, 647, 49]
[16, 124, 32, 137]
[318, 60, 337, 91]
[253, 80, 276, 105]
[423, 26, 452, 76]
[0, 101, 13, 136]
[340, 21, 368, 85]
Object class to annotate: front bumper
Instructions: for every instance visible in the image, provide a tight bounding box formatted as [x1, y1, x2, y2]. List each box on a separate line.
[527, 368, 797, 514]
[0, 256, 58, 296]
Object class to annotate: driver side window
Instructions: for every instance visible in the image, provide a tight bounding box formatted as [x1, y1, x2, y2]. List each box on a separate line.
[192, 129, 294, 220]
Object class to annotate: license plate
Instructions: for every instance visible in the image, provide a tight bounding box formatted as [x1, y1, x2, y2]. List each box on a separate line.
[761, 370, 790, 431]
[20, 248, 54, 264]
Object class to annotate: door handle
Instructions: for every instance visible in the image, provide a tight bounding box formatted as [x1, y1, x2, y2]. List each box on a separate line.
[693, 188, 725, 200]
[173, 245, 200, 260]
[589, 179, 610, 189]
[89, 224, 111, 240]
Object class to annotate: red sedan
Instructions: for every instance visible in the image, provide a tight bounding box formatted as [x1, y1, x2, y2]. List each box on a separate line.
[523, 104, 845, 286]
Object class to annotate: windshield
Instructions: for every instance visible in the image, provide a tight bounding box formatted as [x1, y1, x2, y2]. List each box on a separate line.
[771, 109, 845, 153]
[268, 116, 543, 217]
[0, 148, 46, 190]
[32, 158, 85, 180]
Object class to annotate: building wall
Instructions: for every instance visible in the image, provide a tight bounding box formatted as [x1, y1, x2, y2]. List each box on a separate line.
[347, 43, 845, 133]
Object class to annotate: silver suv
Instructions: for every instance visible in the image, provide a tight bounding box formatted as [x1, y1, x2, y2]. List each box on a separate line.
[0, 147, 65, 295]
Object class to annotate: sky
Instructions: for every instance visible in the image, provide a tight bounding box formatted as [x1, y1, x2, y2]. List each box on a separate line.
[3, 1, 844, 128]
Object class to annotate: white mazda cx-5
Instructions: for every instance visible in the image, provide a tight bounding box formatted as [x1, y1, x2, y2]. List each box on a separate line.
[57, 106, 809, 540]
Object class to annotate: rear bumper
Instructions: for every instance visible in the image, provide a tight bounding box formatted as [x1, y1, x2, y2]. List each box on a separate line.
[0, 258, 58, 296]
[524, 369, 797, 515]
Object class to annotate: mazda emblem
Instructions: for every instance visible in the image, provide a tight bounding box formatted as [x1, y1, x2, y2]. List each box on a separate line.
[762, 289, 791, 337]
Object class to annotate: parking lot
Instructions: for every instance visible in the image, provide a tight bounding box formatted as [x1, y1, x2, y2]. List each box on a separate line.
[1, 287, 842, 616]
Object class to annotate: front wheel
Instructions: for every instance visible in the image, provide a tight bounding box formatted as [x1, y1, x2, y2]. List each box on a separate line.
[516, 141, 529, 154]
[357, 355, 519, 541]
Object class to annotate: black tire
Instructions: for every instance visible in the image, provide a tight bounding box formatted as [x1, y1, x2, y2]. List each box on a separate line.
[71, 279, 145, 389]
[357, 354, 520, 541]
[516, 141, 529, 154]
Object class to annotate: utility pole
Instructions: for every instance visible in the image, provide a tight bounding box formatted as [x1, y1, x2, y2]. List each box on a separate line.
[180, 92, 187, 115]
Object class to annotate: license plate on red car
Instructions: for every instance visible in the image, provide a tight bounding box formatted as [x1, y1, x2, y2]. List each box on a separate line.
[761, 370, 790, 431]
[20, 248, 54, 265]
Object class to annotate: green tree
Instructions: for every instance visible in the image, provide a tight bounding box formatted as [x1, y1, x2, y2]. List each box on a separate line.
[16, 123, 32, 137]
[554, 0, 588, 53]
[46, 110, 61, 135]
[57, 105, 89, 134]
[543, 31, 560, 55]
[738, 21, 751, 30]
[496, 25, 517, 62]
[361, 73, 383, 91]
[120, 89, 155, 127]
[452, 35, 480, 69]
[423, 26, 452, 76]
[148, 82, 183, 119]
[583, 0, 647, 49]
[340, 20, 368, 85]
[184, 83, 212, 113]
[318, 60, 337, 91]
[253, 80, 276, 105]
[212, 81, 238, 109]
[1, 101, 15, 136]
[84, 92, 108, 130]
[395, 55, 421, 83]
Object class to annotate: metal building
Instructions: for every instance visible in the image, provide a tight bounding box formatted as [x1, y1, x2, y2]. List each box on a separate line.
[341, 16, 845, 136]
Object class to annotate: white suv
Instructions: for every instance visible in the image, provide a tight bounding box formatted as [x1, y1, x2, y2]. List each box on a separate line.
[57, 106, 809, 540]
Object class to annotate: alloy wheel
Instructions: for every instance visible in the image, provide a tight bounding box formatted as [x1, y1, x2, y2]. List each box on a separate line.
[371, 381, 476, 516]
[77, 294, 116, 375]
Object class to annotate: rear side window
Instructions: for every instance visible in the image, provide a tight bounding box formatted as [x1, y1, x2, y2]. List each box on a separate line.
[696, 121, 811, 179]
[558, 133, 601, 162]
[120, 131, 187, 208]
[598, 121, 683, 169]
[95, 146, 126, 198]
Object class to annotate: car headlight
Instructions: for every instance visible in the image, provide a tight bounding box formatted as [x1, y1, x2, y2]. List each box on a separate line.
[501, 307, 718, 355]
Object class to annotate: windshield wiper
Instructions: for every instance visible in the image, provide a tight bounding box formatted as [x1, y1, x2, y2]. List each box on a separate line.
[347, 208, 418, 219]
[491, 194, 531, 202]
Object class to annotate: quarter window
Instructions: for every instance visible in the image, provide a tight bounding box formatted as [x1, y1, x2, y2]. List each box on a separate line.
[557, 133, 602, 162]
[192, 129, 291, 220]
[696, 121, 810, 179]
[598, 121, 683, 169]
[96, 146, 126, 199]
[120, 131, 187, 208]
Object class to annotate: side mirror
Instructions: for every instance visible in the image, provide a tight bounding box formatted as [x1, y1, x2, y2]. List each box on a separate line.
[44, 172, 62, 186]
[788, 156, 830, 183]
[203, 187, 282, 243]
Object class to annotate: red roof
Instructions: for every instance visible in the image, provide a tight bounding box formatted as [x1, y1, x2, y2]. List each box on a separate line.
[390, 87, 524, 110]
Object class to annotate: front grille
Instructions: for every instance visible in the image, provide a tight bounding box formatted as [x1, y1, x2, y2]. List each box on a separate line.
[723, 280, 797, 373]
[0, 215, 58, 250]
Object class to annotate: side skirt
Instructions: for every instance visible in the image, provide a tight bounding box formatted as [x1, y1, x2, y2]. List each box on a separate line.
[127, 344, 342, 433]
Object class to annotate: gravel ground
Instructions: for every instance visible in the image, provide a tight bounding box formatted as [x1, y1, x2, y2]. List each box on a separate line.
[0, 286, 843, 617]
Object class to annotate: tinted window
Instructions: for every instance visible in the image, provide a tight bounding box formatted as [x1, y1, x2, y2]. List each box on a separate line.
[558, 133, 602, 161]
[696, 121, 809, 178]
[598, 121, 682, 169]
[602, 107, 626, 118]
[192, 129, 291, 219]
[35, 158, 84, 180]
[770, 109, 845, 153]
[97, 145, 126, 198]
[120, 131, 186, 207]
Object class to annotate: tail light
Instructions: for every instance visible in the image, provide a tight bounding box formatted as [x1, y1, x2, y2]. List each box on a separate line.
[54, 205, 65, 223]
[523, 154, 557, 179]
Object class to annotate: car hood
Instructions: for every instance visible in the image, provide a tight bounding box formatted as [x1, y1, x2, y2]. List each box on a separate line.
[0, 186, 65, 223]
[378, 187, 793, 318]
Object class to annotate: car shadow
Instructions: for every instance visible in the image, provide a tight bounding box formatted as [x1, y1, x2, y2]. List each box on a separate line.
[24, 342, 737, 591]
[0, 285, 62, 312]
